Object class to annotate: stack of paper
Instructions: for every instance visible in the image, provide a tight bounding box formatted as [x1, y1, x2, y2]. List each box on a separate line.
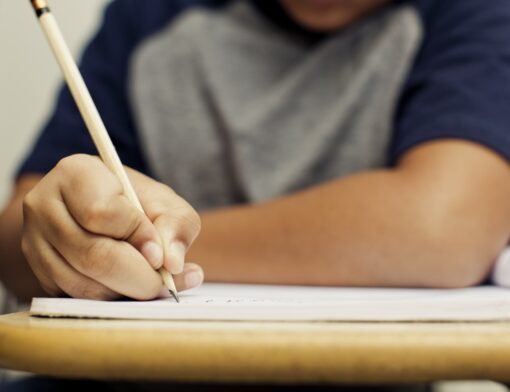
[30, 283, 510, 321]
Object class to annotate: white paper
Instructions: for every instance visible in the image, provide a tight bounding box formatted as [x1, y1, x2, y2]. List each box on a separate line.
[29, 283, 510, 321]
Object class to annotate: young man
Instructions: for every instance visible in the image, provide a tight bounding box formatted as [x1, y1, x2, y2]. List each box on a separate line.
[1, 0, 510, 304]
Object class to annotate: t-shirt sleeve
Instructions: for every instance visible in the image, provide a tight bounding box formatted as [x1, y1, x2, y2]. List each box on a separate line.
[17, 0, 175, 178]
[390, 0, 510, 164]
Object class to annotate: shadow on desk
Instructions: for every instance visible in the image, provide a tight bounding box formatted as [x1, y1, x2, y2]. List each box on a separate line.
[0, 378, 433, 392]
[2, 379, 510, 392]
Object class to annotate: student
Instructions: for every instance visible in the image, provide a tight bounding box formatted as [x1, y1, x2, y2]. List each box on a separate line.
[3, 0, 510, 390]
[2, 0, 510, 307]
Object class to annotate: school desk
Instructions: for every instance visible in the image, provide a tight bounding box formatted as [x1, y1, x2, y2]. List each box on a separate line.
[0, 312, 509, 384]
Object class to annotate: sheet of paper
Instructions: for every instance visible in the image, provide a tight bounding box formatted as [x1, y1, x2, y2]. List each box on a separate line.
[30, 283, 510, 321]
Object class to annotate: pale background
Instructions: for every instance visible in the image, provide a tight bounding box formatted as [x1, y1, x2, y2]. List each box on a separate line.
[0, 1, 508, 390]
[0, 0, 108, 308]
[0, 0, 109, 207]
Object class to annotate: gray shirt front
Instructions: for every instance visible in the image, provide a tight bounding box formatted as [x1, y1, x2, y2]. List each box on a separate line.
[131, 1, 422, 210]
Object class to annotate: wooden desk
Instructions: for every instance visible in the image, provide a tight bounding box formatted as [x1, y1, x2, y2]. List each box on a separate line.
[1, 312, 510, 384]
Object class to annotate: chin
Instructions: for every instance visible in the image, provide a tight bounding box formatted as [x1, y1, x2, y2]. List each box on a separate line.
[293, 16, 351, 32]
[280, 0, 388, 32]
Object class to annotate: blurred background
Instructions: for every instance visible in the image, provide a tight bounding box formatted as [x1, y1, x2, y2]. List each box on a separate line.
[0, 0, 108, 309]
[0, 0, 108, 206]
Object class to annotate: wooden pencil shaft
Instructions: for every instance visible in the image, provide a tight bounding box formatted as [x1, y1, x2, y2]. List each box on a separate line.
[38, 13, 143, 211]
[34, 11, 178, 296]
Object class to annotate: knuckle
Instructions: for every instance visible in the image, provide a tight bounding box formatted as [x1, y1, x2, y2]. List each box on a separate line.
[81, 200, 110, 229]
[157, 182, 177, 196]
[123, 205, 145, 239]
[142, 184, 176, 214]
[56, 154, 99, 175]
[22, 189, 38, 219]
[156, 206, 201, 245]
[143, 199, 166, 217]
[189, 209, 202, 232]
[56, 155, 124, 197]
[176, 208, 202, 238]
[82, 240, 116, 279]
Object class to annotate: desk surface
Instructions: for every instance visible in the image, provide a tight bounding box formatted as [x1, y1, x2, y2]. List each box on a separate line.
[1, 312, 510, 384]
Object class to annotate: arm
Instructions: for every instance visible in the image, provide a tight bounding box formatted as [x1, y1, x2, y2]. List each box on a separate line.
[188, 0, 510, 288]
[190, 140, 510, 288]
[0, 2, 185, 303]
[2, 140, 508, 304]
[0, 176, 44, 302]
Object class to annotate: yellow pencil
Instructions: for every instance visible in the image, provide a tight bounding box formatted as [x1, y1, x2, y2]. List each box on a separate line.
[29, 0, 180, 302]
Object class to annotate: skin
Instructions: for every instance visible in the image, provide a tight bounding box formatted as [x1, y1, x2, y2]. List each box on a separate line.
[2, 140, 510, 303]
[191, 141, 510, 288]
[1, 2, 510, 302]
[281, 0, 391, 32]
[0, 157, 203, 302]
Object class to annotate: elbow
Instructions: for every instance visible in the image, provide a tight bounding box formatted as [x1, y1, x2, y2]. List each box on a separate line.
[427, 260, 491, 289]
[414, 219, 504, 289]
[415, 248, 494, 289]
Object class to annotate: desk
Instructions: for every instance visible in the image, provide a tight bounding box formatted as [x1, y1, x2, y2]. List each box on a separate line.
[1, 312, 510, 383]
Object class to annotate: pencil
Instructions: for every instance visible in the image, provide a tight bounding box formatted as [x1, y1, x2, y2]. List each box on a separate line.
[29, 0, 180, 302]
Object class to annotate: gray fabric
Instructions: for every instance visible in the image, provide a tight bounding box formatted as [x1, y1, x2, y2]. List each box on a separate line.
[130, 1, 423, 210]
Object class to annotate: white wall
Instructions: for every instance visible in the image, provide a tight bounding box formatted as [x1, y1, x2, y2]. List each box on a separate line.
[0, 0, 109, 207]
[0, 0, 109, 309]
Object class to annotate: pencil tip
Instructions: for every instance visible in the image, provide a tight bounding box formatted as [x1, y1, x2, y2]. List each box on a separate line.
[170, 290, 180, 303]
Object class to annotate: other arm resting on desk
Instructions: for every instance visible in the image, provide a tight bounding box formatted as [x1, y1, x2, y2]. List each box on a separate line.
[0, 176, 46, 301]
[190, 140, 510, 288]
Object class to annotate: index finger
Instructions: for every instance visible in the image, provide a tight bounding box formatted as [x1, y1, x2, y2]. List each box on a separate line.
[40, 196, 162, 300]
[56, 155, 164, 269]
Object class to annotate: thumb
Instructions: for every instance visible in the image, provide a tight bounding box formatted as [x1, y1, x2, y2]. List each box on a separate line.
[173, 263, 204, 292]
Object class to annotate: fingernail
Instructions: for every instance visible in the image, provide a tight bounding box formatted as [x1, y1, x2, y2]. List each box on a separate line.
[141, 241, 163, 269]
[184, 269, 203, 289]
[167, 241, 186, 274]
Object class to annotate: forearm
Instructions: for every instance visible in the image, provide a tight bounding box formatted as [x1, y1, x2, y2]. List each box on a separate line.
[189, 152, 510, 288]
[0, 177, 45, 302]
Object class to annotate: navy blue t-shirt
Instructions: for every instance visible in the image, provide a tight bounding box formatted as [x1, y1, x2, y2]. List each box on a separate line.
[18, 0, 510, 182]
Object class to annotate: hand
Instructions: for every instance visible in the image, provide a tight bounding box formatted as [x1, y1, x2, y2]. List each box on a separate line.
[21, 154, 203, 300]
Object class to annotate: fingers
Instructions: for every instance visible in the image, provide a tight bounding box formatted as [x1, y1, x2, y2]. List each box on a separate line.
[22, 154, 204, 301]
[23, 230, 120, 300]
[25, 187, 162, 300]
[54, 233, 162, 301]
[55, 155, 164, 269]
[153, 212, 200, 275]
[22, 235, 63, 297]
[172, 263, 204, 292]
[128, 169, 201, 274]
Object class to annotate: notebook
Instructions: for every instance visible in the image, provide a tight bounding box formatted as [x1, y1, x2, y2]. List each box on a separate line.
[30, 283, 510, 321]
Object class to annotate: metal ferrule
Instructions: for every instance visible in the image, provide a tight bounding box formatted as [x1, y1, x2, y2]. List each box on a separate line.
[30, 0, 50, 16]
